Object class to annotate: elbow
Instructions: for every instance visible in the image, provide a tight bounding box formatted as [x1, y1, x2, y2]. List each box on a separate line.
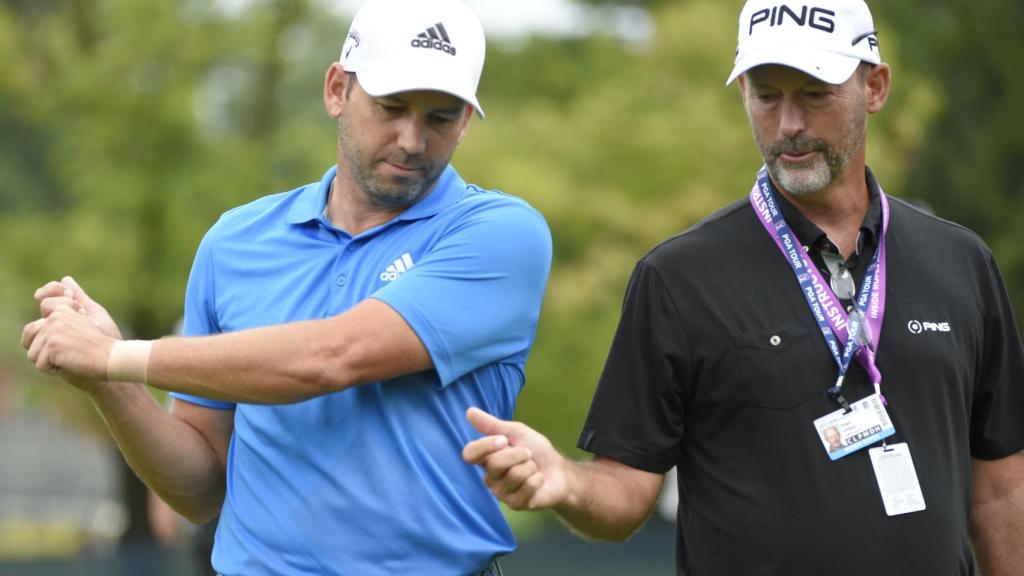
[567, 514, 648, 543]
[181, 507, 219, 526]
[301, 335, 357, 397]
[163, 490, 224, 525]
[175, 493, 225, 525]
[312, 362, 356, 397]
[312, 346, 366, 396]
[592, 519, 646, 543]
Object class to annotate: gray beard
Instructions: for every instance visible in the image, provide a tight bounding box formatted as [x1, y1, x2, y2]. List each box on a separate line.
[770, 151, 835, 197]
[754, 108, 866, 197]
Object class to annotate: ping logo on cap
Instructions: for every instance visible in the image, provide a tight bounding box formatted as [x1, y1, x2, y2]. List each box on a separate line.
[411, 22, 457, 56]
[748, 5, 837, 35]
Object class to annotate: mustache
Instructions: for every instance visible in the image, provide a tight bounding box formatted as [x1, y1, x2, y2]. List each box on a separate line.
[766, 136, 828, 160]
[382, 152, 428, 171]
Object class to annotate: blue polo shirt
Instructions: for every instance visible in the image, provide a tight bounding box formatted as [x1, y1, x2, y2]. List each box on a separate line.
[171, 165, 552, 575]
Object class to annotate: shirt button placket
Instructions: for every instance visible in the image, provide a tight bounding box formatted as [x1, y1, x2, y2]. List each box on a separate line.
[336, 240, 357, 288]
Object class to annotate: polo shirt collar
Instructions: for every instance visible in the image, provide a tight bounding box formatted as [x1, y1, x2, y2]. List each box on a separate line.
[773, 167, 883, 256]
[285, 164, 465, 228]
[285, 166, 337, 225]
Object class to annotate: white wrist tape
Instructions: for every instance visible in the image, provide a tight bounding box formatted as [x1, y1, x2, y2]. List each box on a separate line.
[107, 340, 153, 384]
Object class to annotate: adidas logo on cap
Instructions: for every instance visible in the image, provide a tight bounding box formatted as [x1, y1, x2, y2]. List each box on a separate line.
[411, 22, 457, 56]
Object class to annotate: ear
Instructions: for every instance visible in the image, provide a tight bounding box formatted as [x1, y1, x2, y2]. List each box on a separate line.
[455, 105, 473, 145]
[324, 63, 348, 119]
[865, 63, 890, 114]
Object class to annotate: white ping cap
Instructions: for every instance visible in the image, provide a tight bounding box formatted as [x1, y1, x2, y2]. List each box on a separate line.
[726, 0, 881, 86]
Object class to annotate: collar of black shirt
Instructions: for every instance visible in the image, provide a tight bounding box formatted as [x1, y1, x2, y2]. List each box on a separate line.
[772, 167, 884, 272]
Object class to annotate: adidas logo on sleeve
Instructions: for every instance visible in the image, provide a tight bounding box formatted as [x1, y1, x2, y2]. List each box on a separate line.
[380, 252, 416, 282]
[411, 22, 457, 56]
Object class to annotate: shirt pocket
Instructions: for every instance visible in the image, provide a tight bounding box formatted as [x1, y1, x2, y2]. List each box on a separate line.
[734, 325, 829, 410]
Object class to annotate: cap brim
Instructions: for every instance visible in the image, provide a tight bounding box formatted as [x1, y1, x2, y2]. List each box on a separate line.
[725, 46, 861, 86]
[355, 66, 485, 119]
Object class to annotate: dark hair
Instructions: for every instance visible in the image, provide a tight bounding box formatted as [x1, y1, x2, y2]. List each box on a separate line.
[857, 62, 875, 80]
[345, 71, 357, 98]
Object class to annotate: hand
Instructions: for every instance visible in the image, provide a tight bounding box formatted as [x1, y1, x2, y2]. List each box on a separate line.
[35, 276, 123, 339]
[462, 407, 572, 510]
[23, 282, 118, 390]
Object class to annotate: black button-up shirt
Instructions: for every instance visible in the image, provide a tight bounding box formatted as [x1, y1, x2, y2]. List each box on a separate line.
[579, 170, 1024, 575]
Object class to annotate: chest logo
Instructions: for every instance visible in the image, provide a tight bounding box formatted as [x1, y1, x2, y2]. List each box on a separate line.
[907, 320, 951, 334]
[380, 253, 415, 282]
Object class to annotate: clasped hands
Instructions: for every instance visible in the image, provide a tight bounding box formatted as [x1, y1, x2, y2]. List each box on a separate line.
[21, 276, 122, 389]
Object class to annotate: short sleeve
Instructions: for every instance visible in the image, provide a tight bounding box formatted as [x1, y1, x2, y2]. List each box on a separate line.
[170, 231, 236, 410]
[577, 259, 689, 473]
[373, 198, 552, 387]
[969, 251, 1024, 459]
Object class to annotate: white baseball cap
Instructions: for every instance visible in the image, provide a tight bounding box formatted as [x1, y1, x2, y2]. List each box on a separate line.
[726, 0, 881, 86]
[340, 0, 486, 118]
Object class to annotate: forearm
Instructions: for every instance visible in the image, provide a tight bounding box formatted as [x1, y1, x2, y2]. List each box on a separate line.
[971, 454, 1024, 576]
[142, 300, 429, 404]
[972, 498, 1024, 574]
[555, 458, 664, 542]
[147, 319, 343, 403]
[88, 383, 226, 523]
[37, 298, 428, 404]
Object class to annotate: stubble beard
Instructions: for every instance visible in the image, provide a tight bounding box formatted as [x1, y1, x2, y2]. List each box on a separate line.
[756, 106, 867, 197]
[337, 122, 442, 210]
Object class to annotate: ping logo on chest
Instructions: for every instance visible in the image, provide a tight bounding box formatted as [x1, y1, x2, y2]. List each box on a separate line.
[906, 320, 952, 334]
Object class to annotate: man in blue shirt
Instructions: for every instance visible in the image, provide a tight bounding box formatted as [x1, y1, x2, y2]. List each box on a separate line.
[22, 0, 551, 574]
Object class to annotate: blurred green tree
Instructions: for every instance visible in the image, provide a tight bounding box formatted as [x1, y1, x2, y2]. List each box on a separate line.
[873, 0, 1024, 320]
[0, 0, 339, 543]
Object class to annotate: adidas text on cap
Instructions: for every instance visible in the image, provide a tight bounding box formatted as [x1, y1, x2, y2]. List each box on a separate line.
[340, 0, 486, 118]
[726, 0, 881, 86]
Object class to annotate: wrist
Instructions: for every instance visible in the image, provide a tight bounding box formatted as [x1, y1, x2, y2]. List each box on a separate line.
[554, 457, 583, 513]
[107, 340, 153, 384]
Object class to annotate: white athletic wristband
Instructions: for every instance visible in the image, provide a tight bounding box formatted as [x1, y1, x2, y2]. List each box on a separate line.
[107, 340, 153, 384]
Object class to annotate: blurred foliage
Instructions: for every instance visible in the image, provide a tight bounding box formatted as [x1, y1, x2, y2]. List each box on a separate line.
[871, 0, 1024, 313]
[0, 0, 1020, 538]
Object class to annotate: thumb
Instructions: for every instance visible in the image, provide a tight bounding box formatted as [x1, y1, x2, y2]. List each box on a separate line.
[466, 406, 515, 437]
[61, 276, 99, 309]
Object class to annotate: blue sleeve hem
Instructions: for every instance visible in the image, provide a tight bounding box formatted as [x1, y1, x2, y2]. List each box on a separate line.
[169, 392, 236, 410]
[371, 296, 455, 387]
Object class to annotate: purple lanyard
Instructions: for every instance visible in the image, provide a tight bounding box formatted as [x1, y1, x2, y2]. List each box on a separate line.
[749, 168, 889, 410]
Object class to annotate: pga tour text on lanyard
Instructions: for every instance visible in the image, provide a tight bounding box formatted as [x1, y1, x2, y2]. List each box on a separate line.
[748, 167, 890, 411]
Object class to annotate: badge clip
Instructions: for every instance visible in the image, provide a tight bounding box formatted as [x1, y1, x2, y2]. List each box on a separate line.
[827, 382, 851, 413]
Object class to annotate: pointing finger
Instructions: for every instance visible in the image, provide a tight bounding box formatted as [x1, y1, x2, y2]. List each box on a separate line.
[466, 407, 518, 437]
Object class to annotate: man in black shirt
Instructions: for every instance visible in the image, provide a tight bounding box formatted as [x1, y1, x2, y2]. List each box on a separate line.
[463, 0, 1024, 574]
